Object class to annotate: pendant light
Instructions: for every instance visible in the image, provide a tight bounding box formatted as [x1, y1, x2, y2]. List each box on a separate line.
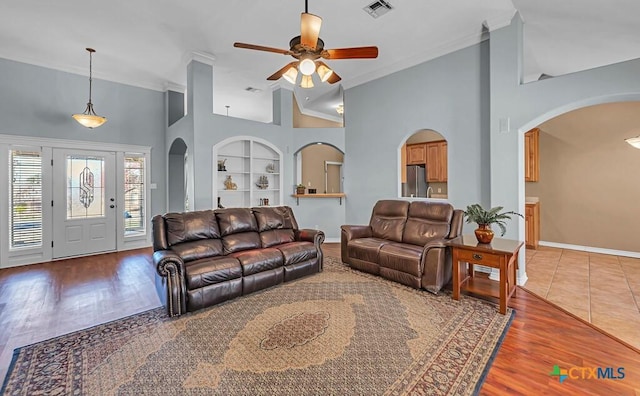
[72, 48, 107, 129]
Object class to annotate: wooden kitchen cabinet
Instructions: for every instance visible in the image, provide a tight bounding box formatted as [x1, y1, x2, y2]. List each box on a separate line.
[425, 140, 448, 182]
[525, 202, 540, 249]
[406, 143, 427, 165]
[524, 128, 539, 182]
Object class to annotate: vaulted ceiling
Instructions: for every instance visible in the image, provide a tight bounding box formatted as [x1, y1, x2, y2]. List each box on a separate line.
[1, 0, 638, 123]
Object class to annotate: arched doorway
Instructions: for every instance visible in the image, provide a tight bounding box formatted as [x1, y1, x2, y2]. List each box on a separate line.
[168, 138, 188, 212]
[399, 129, 448, 198]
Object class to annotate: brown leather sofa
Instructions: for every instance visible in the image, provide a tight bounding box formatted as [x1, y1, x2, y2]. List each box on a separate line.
[341, 200, 463, 293]
[152, 206, 324, 317]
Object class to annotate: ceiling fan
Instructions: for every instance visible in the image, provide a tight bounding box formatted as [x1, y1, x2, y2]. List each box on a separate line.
[233, 0, 378, 88]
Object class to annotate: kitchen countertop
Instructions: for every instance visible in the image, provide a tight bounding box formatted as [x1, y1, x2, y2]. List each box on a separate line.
[525, 196, 539, 203]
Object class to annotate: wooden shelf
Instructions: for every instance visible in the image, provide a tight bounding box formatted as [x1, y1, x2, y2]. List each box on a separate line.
[462, 277, 501, 299]
[291, 193, 346, 205]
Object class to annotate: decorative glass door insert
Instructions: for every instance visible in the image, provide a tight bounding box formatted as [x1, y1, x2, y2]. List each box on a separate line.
[66, 155, 106, 219]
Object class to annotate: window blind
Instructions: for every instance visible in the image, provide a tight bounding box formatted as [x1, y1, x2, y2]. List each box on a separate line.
[10, 150, 43, 248]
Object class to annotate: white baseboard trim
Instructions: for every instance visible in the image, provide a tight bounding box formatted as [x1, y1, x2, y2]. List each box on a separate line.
[487, 268, 527, 286]
[324, 237, 340, 244]
[539, 241, 640, 259]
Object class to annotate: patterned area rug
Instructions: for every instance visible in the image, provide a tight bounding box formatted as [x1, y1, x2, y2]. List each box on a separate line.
[1, 257, 513, 395]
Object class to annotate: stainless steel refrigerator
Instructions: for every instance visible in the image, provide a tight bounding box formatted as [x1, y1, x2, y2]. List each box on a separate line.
[405, 165, 427, 197]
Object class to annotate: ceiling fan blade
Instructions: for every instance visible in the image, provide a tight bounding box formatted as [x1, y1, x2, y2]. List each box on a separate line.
[234, 42, 291, 55]
[267, 62, 299, 81]
[323, 47, 379, 59]
[300, 13, 322, 49]
[327, 70, 341, 84]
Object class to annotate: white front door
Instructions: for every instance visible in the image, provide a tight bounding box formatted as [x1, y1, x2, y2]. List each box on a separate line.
[52, 149, 117, 259]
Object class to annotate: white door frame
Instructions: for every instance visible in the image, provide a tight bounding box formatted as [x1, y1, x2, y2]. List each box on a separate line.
[0, 134, 151, 268]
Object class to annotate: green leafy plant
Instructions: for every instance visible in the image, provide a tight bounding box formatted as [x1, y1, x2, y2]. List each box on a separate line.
[463, 204, 523, 236]
[297, 183, 306, 188]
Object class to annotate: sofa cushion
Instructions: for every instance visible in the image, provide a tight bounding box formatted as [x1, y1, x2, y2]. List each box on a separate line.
[276, 241, 317, 265]
[369, 200, 410, 243]
[253, 207, 296, 247]
[378, 242, 423, 277]
[164, 210, 220, 246]
[222, 232, 262, 254]
[231, 248, 284, 276]
[347, 237, 390, 263]
[171, 239, 224, 262]
[216, 208, 258, 236]
[402, 201, 453, 246]
[184, 256, 242, 290]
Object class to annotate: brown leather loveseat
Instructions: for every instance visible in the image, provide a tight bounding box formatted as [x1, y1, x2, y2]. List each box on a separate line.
[152, 206, 324, 317]
[341, 200, 463, 293]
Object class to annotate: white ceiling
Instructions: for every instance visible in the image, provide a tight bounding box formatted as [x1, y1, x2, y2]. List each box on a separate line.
[1, 0, 639, 123]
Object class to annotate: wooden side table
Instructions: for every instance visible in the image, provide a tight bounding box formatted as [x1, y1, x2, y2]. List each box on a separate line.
[449, 235, 524, 314]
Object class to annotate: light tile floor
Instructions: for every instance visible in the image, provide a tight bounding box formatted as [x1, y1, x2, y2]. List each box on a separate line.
[523, 246, 640, 349]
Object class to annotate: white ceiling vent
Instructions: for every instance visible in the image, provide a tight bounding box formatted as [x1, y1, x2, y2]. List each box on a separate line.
[363, 0, 393, 19]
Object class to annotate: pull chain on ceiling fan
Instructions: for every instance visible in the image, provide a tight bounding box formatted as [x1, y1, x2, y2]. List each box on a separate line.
[233, 0, 378, 88]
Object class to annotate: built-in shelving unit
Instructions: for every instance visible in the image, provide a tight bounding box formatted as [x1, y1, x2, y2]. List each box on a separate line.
[213, 137, 283, 208]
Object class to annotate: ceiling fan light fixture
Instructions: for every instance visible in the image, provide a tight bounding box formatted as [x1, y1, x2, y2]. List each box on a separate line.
[300, 75, 314, 89]
[317, 63, 333, 82]
[282, 66, 299, 84]
[72, 48, 107, 129]
[625, 136, 640, 149]
[336, 104, 344, 115]
[299, 58, 316, 76]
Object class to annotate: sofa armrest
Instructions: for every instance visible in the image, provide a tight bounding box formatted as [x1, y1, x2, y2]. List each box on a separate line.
[340, 225, 372, 264]
[153, 250, 187, 317]
[295, 229, 325, 271]
[420, 238, 451, 294]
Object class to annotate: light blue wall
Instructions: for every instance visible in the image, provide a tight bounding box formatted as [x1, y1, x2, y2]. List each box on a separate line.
[490, 14, 640, 241]
[0, 57, 167, 218]
[185, 61, 346, 239]
[344, 41, 491, 225]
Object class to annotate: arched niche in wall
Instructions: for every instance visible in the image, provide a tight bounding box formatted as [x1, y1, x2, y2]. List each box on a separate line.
[294, 143, 345, 194]
[168, 138, 188, 212]
[213, 136, 283, 208]
[399, 129, 448, 198]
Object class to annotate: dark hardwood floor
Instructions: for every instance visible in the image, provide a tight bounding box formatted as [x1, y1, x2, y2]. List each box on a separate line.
[1, 244, 639, 394]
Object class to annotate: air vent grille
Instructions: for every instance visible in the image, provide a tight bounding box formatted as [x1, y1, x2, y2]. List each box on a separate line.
[364, 0, 393, 18]
[245, 87, 262, 93]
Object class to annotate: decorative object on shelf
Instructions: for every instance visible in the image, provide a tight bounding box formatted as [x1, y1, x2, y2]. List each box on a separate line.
[217, 197, 224, 209]
[464, 204, 523, 244]
[224, 175, 238, 190]
[256, 175, 269, 189]
[308, 188, 317, 194]
[72, 48, 107, 129]
[266, 162, 276, 173]
[217, 159, 227, 171]
[259, 198, 270, 206]
[296, 184, 306, 194]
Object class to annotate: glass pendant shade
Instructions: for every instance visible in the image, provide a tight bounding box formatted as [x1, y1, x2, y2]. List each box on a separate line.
[625, 136, 640, 149]
[300, 75, 314, 88]
[73, 48, 107, 129]
[299, 58, 316, 76]
[317, 64, 333, 82]
[282, 66, 298, 84]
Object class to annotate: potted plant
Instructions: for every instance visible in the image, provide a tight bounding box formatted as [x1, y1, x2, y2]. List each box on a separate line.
[296, 183, 306, 194]
[463, 204, 523, 243]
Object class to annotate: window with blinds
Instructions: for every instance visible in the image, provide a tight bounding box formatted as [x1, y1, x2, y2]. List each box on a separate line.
[10, 150, 43, 248]
[124, 155, 145, 236]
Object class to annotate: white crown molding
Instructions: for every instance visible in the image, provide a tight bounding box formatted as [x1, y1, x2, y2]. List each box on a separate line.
[189, 51, 216, 66]
[0, 133, 151, 154]
[299, 107, 344, 124]
[269, 81, 294, 92]
[0, 54, 168, 92]
[342, 27, 491, 90]
[482, 9, 518, 32]
[164, 82, 186, 93]
[539, 241, 640, 259]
